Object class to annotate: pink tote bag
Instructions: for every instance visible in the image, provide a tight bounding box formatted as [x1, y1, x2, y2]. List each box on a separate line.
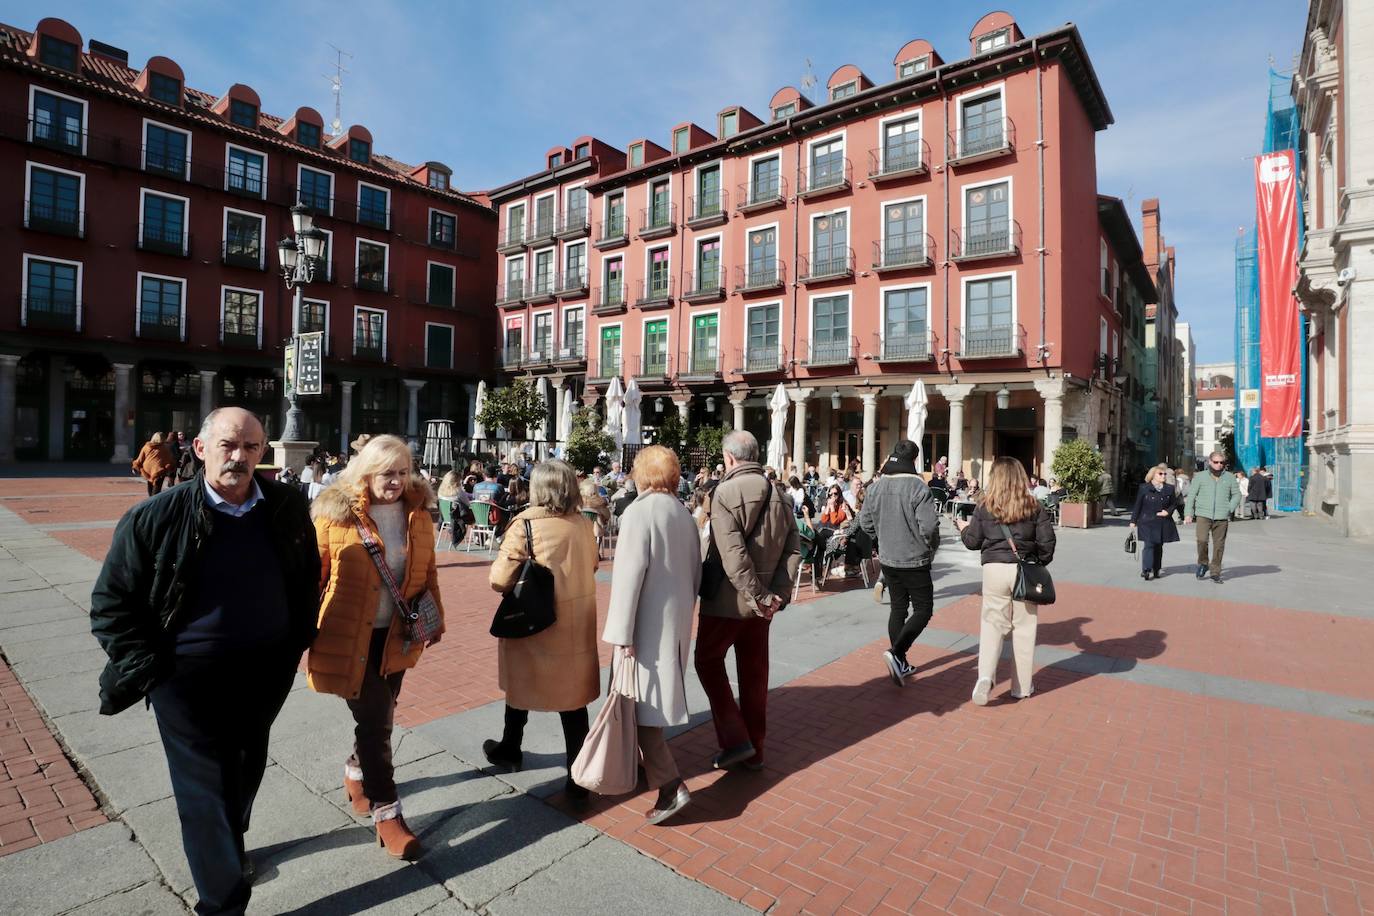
[571, 650, 639, 795]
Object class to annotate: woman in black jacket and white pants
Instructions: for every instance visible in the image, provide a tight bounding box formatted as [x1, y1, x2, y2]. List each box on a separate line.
[955, 457, 1056, 706]
[1130, 464, 1179, 581]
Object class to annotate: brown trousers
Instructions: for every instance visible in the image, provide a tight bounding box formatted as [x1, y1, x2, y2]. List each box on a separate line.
[1195, 518, 1229, 576]
[636, 725, 680, 790]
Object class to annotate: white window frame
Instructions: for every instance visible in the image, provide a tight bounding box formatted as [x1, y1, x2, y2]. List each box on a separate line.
[1099, 317, 1109, 358]
[879, 281, 935, 352]
[1100, 238, 1109, 295]
[959, 174, 1014, 239]
[296, 163, 335, 215]
[805, 130, 848, 185]
[562, 181, 589, 221]
[601, 253, 625, 294]
[427, 206, 457, 247]
[532, 245, 557, 295]
[640, 314, 671, 371]
[602, 190, 626, 231]
[219, 284, 264, 348]
[627, 142, 644, 167]
[879, 194, 929, 252]
[830, 80, 857, 101]
[744, 220, 781, 277]
[559, 304, 585, 357]
[353, 305, 388, 358]
[28, 85, 88, 156]
[134, 270, 186, 341]
[503, 314, 525, 351]
[975, 28, 1010, 54]
[356, 180, 391, 230]
[530, 309, 556, 359]
[808, 206, 852, 262]
[138, 187, 191, 255]
[743, 299, 785, 361]
[21, 252, 84, 331]
[424, 321, 455, 369]
[954, 83, 1007, 156]
[598, 320, 624, 372]
[222, 206, 266, 269]
[140, 117, 191, 177]
[688, 307, 722, 367]
[223, 142, 268, 200]
[316, 227, 334, 280]
[426, 260, 456, 307]
[505, 199, 528, 237]
[504, 252, 527, 286]
[644, 175, 673, 214]
[719, 110, 739, 138]
[297, 295, 331, 348]
[877, 111, 922, 171]
[806, 289, 853, 342]
[563, 240, 588, 285]
[746, 150, 783, 203]
[959, 270, 1019, 337]
[532, 191, 557, 234]
[23, 160, 86, 230]
[643, 243, 672, 295]
[898, 55, 930, 77]
[693, 232, 723, 287]
[355, 237, 390, 288]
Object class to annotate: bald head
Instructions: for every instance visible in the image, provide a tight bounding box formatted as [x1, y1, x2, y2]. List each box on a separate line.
[194, 407, 266, 503]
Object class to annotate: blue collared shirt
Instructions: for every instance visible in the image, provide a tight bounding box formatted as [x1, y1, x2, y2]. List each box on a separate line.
[202, 477, 265, 518]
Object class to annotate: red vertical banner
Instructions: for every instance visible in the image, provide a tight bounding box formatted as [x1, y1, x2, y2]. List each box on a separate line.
[1254, 150, 1302, 438]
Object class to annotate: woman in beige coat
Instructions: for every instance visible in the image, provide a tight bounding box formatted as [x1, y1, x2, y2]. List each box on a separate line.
[603, 446, 701, 823]
[486, 459, 599, 801]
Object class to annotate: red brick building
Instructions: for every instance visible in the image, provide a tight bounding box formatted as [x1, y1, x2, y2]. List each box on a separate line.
[0, 17, 495, 462]
[493, 12, 1140, 482]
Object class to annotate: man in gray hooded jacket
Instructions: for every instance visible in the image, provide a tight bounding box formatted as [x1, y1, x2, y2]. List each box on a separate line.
[859, 439, 941, 686]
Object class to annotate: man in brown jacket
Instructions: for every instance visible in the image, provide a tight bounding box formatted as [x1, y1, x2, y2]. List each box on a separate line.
[695, 430, 801, 771]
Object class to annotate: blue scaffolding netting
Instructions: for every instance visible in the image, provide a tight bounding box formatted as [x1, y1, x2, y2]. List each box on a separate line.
[1234, 69, 1306, 511]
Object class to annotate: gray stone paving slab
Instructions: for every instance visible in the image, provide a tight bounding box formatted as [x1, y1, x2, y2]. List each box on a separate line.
[245, 764, 356, 855]
[57, 581, 96, 609]
[1, 629, 99, 662]
[0, 577, 49, 595]
[88, 740, 174, 814]
[10, 645, 108, 681]
[0, 613, 93, 644]
[484, 834, 751, 916]
[65, 880, 189, 915]
[22, 664, 102, 717]
[392, 752, 513, 829]
[0, 602, 88, 630]
[273, 723, 446, 798]
[123, 796, 195, 896]
[415, 899, 477, 915]
[0, 587, 84, 614]
[0, 822, 159, 914]
[56, 705, 161, 761]
[415, 702, 573, 801]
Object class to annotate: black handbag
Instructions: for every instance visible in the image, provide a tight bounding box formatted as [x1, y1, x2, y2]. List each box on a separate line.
[699, 481, 771, 600]
[1124, 531, 1137, 555]
[999, 524, 1056, 605]
[490, 519, 557, 639]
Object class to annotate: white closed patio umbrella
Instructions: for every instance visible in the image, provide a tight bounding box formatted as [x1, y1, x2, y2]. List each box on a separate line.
[604, 376, 625, 451]
[536, 376, 553, 444]
[557, 386, 575, 446]
[766, 383, 789, 470]
[905, 379, 929, 466]
[622, 377, 643, 446]
[471, 380, 488, 444]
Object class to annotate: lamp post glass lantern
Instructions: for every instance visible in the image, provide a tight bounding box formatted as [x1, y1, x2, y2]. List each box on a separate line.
[278, 205, 325, 443]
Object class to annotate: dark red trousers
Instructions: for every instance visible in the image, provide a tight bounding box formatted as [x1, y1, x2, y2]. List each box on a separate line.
[693, 614, 771, 764]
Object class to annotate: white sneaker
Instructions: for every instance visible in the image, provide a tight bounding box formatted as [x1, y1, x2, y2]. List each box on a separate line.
[1011, 686, 1034, 700]
[971, 678, 993, 706]
[882, 650, 904, 687]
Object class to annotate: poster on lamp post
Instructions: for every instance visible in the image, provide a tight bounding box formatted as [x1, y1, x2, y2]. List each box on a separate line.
[296, 332, 324, 395]
[1253, 149, 1302, 438]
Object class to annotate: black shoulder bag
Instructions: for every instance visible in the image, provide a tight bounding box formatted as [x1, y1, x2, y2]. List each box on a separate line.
[999, 523, 1056, 605]
[489, 519, 557, 639]
[699, 482, 771, 600]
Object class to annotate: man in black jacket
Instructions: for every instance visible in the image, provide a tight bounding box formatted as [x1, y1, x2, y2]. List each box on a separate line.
[91, 407, 319, 916]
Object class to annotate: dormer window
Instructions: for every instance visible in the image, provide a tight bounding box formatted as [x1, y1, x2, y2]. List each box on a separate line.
[628, 142, 643, 167]
[428, 170, 449, 190]
[549, 152, 563, 168]
[830, 81, 857, 101]
[349, 138, 370, 164]
[773, 102, 796, 120]
[229, 99, 258, 128]
[898, 55, 929, 78]
[672, 127, 689, 154]
[574, 142, 590, 159]
[975, 28, 1010, 53]
[297, 121, 320, 149]
[39, 35, 78, 71]
[719, 111, 738, 139]
[149, 72, 181, 105]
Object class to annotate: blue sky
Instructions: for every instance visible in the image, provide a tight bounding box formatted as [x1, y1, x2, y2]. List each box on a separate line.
[8, 0, 1306, 363]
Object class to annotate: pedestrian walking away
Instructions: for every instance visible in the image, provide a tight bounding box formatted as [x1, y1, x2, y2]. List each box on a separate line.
[1185, 450, 1242, 582]
[602, 446, 701, 824]
[90, 407, 320, 916]
[1249, 466, 1270, 520]
[307, 434, 446, 860]
[1130, 464, 1181, 581]
[132, 431, 177, 497]
[1173, 468, 1190, 522]
[857, 439, 941, 686]
[695, 430, 801, 772]
[486, 460, 601, 803]
[956, 457, 1056, 706]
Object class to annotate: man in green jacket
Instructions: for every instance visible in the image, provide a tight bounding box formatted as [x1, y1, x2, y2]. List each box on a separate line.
[1184, 450, 1242, 583]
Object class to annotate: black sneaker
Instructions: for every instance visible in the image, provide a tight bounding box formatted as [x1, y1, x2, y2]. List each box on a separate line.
[1196, 565, 1207, 580]
[882, 650, 904, 687]
[1211, 574, 1224, 584]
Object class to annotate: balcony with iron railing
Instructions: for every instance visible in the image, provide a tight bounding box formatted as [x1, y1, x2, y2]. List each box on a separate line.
[874, 331, 933, 363]
[638, 204, 677, 240]
[735, 345, 787, 375]
[355, 201, 390, 230]
[687, 190, 728, 228]
[802, 336, 857, 368]
[496, 281, 526, 308]
[221, 236, 263, 269]
[225, 170, 267, 201]
[137, 222, 189, 257]
[734, 261, 785, 293]
[682, 268, 725, 303]
[526, 274, 557, 303]
[737, 177, 787, 213]
[138, 315, 182, 341]
[523, 343, 554, 367]
[798, 158, 852, 199]
[555, 271, 589, 297]
[429, 222, 457, 250]
[354, 269, 391, 294]
[529, 215, 557, 245]
[29, 117, 84, 155]
[23, 200, 84, 238]
[21, 295, 80, 332]
[634, 277, 673, 310]
[593, 216, 628, 249]
[497, 222, 528, 253]
[872, 233, 935, 271]
[635, 353, 672, 381]
[798, 246, 854, 284]
[553, 336, 586, 365]
[592, 284, 627, 315]
[220, 320, 260, 350]
[678, 351, 722, 381]
[867, 138, 930, 181]
[291, 188, 334, 219]
[554, 209, 589, 239]
[354, 339, 387, 362]
[497, 345, 523, 370]
[957, 324, 1024, 359]
[142, 146, 189, 180]
[947, 117, 1016, 166]
[587, 356, 622, 383]
[950, 219, 1021, 261]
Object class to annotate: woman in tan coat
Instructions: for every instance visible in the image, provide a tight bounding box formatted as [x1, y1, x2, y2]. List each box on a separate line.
[309, 435, 445, 859]
[486, 459, 599, 802]
[132, 432, 176, 496]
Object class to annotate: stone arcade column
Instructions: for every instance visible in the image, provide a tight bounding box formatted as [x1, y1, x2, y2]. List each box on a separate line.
[197, 370, 217, 424]
[729, 392, 748, 434]
[936, 383, 976, 479]
[861, 391, 879, 476]
[339, 381, 355, 456]
[403, 379, 426, 448]
[675, 392, 692, 424]
[0, 355, 19, 464]
[111, 363, 135, 464]
[47, 355, 66, 461]
[789, 388, 811, 472]
[1035, 377, 1067, 476]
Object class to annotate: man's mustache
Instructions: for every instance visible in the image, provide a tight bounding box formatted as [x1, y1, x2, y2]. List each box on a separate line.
[221, 461, 251, 473]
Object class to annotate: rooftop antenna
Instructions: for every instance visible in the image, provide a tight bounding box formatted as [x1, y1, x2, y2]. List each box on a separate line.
[800, 57, 817, 102]
[323, 43, 352, 138]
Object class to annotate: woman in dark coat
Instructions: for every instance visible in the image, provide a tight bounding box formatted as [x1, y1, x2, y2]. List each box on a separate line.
[1130, 464, 1179, 581]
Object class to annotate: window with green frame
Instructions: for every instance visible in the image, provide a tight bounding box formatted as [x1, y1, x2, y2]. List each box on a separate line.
[643, 318, 668, 373]
[691, 313, 718, 374]
[598, 325, 621, 373]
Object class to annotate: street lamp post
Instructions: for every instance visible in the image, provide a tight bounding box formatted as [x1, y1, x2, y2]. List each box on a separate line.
[272, 204, 328, 469]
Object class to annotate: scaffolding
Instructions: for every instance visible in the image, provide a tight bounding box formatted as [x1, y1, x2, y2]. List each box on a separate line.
[1233, 69, 1305, 511]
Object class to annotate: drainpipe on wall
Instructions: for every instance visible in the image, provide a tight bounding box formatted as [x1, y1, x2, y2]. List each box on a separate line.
[941, 80, 952, 371]
[790, 128, 801, 375]
[677, 167, 688, 396]
[1035, 36, 1048, 366]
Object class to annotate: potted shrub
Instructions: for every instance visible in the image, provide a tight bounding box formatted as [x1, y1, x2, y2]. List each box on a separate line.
[1050, 438, 1105, 528]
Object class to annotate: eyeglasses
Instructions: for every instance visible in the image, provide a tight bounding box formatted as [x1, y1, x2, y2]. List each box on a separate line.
[1209, 459, 1224, 464]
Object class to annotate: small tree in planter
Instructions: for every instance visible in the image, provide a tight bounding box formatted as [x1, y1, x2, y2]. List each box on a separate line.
[475, 380, 548, 444]
[566, 408, 615, 474]
[1050, 437, 1106, 528]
